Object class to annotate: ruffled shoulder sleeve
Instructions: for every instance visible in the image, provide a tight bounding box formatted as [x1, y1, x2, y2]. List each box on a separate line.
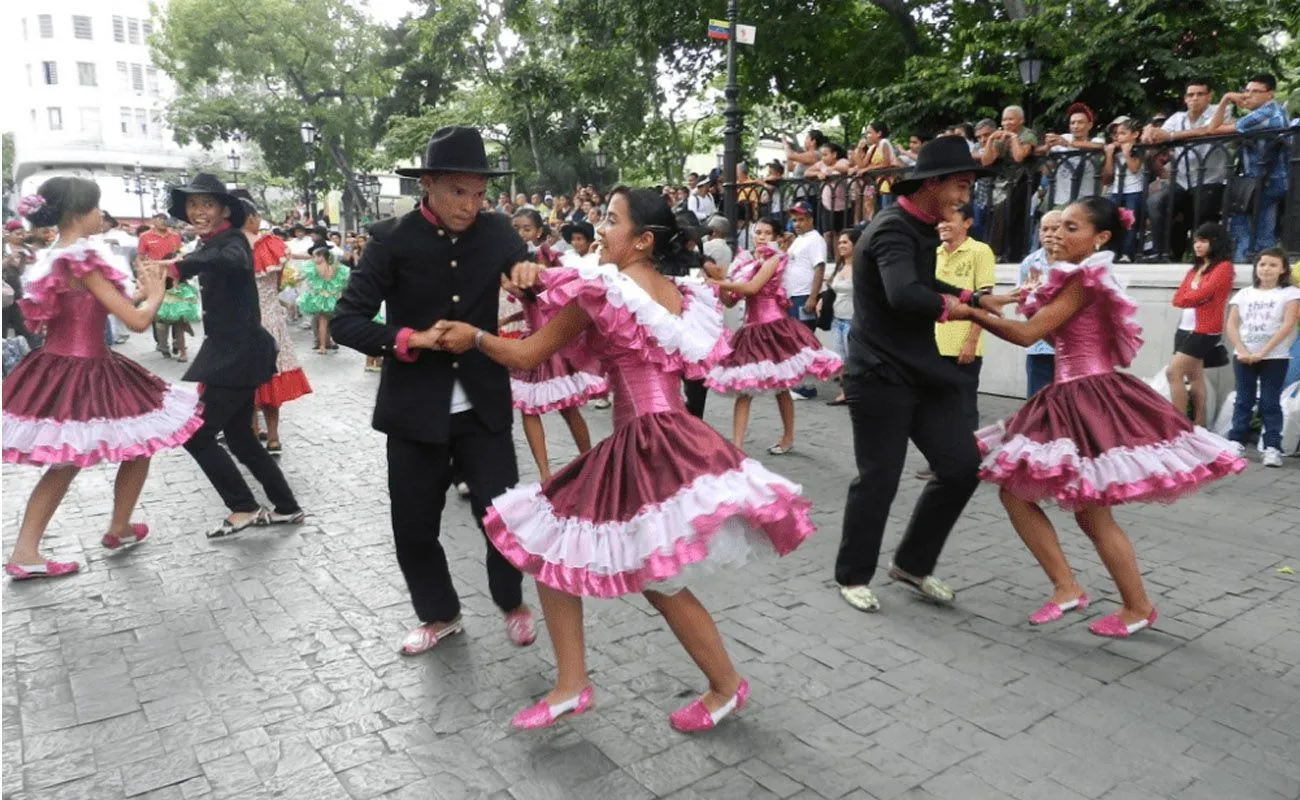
[18, 241, 131, 324]
[1022, 251, 1143, 368]
[537, 264, 731, 378]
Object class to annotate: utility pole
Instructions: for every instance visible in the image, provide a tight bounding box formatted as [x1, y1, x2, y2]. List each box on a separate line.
[721, 0, 741, 249]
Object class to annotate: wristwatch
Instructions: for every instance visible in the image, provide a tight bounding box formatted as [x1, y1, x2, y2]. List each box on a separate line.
[968, 289, 990, 309]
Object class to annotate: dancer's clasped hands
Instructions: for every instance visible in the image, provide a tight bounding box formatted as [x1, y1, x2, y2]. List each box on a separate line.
[426, 320, 479, 353]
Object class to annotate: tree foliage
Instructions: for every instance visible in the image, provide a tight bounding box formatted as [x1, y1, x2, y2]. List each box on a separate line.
[150, 0, 392, 227]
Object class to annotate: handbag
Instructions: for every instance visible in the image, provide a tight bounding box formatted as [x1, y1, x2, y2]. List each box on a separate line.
[1224, 175, 1261, 217]
[816, 286, 836, 330]
[1205, 342, 1230, 369]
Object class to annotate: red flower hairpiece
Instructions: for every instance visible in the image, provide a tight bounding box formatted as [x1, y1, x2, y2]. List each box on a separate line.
[1117, 207, 1135, 231]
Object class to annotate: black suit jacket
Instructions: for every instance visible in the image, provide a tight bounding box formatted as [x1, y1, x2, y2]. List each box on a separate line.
[177, 227, 277, 389]
[331, 207, 529, 443]
[845, 204, 972, 388]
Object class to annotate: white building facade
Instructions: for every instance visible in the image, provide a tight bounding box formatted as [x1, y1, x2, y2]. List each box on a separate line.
[11, 0, 208, 221]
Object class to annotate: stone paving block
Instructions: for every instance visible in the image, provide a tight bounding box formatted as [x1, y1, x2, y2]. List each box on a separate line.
[626, 741, 720, 796]
[337, 753, 427, 799]
[121, 750, 202, 797]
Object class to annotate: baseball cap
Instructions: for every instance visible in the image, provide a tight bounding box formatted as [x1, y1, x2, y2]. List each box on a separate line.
[789, 200, 815, 217]
[706, 215, 732, 235]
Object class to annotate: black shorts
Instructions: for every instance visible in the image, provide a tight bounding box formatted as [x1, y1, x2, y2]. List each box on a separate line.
[1174, 330, 1228, 367]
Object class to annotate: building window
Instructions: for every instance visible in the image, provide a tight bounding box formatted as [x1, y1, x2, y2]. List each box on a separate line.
[145, 67, 159, 97]
[48, 108, 63, 131]
[135, 108, 148, 137]
[38, 14, 53, 38]
[26, 64, 32, 87]
[77, 62, 97, 87]
[128, 18, 140, 44]
[80, 107, 102, 137]
[131, 63, 144, 93]
[72, 15, 92, 39]
[42, 61, 58, 85]
[22, 18, 27, 40]
[117, 62, 129, 91]
[149, 111, 163, 140]
[113, 16, 124, 42]
[142, 20, 153, 37]
[120, 107, 132, 135]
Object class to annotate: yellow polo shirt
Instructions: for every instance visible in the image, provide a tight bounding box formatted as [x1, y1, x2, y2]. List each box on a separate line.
[935, 237, 996, 357]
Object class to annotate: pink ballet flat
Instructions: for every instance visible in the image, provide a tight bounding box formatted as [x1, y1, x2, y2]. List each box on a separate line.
[1028, 592, 1090, 625]
[399, 618, 463, 656]
[1088, 609, 1157, 638]
[510, 686, 594, 730]
[102, 523, 149, 551]
[5, 560, 80, 581]
[504, 606, 537, 646]
[669, 679, 749, 733]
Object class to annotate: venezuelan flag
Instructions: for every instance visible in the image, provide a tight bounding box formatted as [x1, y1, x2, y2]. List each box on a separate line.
[708, 19, 730, 40]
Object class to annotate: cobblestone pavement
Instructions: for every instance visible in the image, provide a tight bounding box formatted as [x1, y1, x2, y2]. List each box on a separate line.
[3, 326, 1299, 800]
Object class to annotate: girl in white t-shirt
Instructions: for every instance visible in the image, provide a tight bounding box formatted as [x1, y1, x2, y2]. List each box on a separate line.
[1225, 248, 1300, 467]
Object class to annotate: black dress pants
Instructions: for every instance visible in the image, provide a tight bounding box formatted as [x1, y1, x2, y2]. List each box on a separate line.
[835, 375, 981, 587]
[942, 355, 983, 431]
[387, 412, 523, 623]
[683, 379, 708, 419]
[184, 385, 300, 514]
[1146, 182, 1225, 261]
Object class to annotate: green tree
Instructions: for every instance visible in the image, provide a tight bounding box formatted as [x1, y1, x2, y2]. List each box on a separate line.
[150, 0, 392, 229]
[2, 132, 14, 209]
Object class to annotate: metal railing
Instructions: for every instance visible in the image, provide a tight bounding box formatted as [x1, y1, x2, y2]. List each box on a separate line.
[730, 128, 1297, 262]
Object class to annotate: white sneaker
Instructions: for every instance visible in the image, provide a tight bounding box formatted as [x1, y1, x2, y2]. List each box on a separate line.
[1262, 447, 1283, 468]
[1227, 441, 1246, 458]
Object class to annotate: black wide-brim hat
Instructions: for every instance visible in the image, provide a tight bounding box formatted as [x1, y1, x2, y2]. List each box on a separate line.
[169, 172, 246, 228]
[561, 220, 595, 243]
[891, 135, 998, 196]
[395, 126, 512, 178]
[230, 188, 261, 218]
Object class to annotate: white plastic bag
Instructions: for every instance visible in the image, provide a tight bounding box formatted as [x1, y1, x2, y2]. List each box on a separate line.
[1146, 370, 1217, 423]
[1213, 390, 1236, 436]
[1281, 381, 1300, 455]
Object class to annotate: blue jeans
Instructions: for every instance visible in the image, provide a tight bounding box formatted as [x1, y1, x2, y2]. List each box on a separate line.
[1110, 192, 1143, 258]
[1026, 354, 1055, 398]
[1230, 177, 1286, 262]
[104, 318, 115, 347]
[832, 318, 852, 360]
[1286, 336, 1300, 388]
[1230, 358, 1289, 450]
[972, 203, 991, 244]
[787, 294, 816, 328]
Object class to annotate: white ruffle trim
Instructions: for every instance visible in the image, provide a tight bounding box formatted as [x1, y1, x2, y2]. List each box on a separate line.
[558, 263, 728, 365]
[2, 384, 202, 453]
[489, 457, 803, 576]
[511, 370, 608, 412]
[22, 240, 132, 293]
[706, 346, 843, 393]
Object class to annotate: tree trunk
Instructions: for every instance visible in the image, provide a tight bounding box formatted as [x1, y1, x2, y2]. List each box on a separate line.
[866, 0, 921, 55]
[323, 138, 360, 232]
[520, 93, 544, 181]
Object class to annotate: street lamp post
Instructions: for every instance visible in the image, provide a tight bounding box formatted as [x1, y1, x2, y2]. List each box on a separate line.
[227, 148, 241, 188]
[299, 122, 320, 222]
[1017, 52, 1044, 128]
[595, 149, 608, 192]
[496, 153, 512, 200]
[122, 162, 150, 221]
[720, 0, 741, 248]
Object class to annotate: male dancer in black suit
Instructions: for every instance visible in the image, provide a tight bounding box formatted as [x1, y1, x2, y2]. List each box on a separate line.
[332, 127, 538, 655]
[161, 174, 306, 538]
[834, 137, 1003, 613]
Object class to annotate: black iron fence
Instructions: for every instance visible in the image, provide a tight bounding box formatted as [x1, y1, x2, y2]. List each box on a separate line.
[731, 127, 1298, 263]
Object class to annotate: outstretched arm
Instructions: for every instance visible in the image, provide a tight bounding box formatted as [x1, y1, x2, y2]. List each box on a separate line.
[710, 256, 780, 298]
[968, 274, 1087, 347]
[433, 301, 592, 371]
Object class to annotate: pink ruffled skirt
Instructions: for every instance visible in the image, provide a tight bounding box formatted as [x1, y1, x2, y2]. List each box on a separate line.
[2, 350, 203, 467]
[484, 411, 814, 597]
[510, 353, 607, 415]
[976, 371, 1244, 510]
[705, 317, 841, 394]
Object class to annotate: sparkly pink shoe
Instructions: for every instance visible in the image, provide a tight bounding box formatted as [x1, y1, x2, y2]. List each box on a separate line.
[5, 560, 80, 581]
[504, 606, 537, 646]
[399, 618, 463, 656]
[1028, 592, 1090, 625]
[510, 687, 594, 730]
[102, 523, 149, 551]
[1088, 609, 1157, 638]
[669, 679, 749, 733]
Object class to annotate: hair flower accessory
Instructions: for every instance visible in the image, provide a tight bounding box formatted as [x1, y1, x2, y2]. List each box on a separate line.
[1116, 207, 1135, 231]
[17, 195, 46, 217]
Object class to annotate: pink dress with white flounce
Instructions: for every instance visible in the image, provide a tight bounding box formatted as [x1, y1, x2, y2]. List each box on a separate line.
[484, 264, 815, 598]
[976, 252, 1244, 510]
[509, 298, 608, 415]
[705, 246, 842, 394]
[1, 243, 204, 467]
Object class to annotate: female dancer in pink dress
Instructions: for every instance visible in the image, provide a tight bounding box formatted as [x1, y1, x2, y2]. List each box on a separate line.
[433, 188, 814, 732]
[968, 197, 1245, 637]
[705, 216, 842, 453]
[1, 178, 204, 578]
[504, 208, 606, 481]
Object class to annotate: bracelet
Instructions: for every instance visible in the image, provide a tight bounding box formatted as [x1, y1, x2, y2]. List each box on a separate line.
[968, 289, 989, 309]
[473, 329, 486, 349]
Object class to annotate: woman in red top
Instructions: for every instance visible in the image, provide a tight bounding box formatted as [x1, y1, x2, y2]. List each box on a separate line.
[1166, 222, 1234, 426]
